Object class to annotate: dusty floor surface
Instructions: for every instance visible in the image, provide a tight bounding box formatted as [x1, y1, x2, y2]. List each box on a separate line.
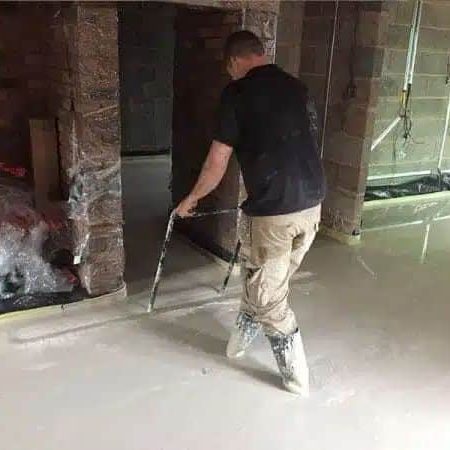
[1, 156, 450, 450]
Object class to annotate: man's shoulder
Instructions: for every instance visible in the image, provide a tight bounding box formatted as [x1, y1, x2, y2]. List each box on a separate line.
[281, 71, 309, 95]
[223, 78, 246, 94]
[221, 69, 310, 99]
[220, 79, 247, 105]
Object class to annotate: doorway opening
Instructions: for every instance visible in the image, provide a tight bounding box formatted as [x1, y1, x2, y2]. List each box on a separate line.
[118, 2, 241, 296]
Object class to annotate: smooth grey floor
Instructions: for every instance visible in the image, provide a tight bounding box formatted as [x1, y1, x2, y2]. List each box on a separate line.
[1, 157, 449, 450]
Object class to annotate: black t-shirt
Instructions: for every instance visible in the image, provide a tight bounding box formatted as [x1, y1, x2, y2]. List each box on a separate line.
[215, 64, 326, 217]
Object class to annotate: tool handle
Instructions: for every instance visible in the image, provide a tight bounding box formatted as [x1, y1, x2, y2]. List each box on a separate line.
[147, 211, 176, 312]
[175, 208, 238, 219]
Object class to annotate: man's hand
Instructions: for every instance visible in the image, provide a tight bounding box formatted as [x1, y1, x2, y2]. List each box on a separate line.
[174, 141, 232, 218]
[175, 195, 198, 218]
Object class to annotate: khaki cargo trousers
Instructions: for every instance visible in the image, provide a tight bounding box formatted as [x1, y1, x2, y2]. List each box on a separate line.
[240, 205, 321, 335]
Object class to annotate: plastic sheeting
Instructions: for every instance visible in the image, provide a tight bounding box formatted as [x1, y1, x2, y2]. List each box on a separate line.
[68, 162, 122, 222]
[0, 222, 74, 297]
[0, 177, 76, 305]
[365, 173, 450, 201]
[65, 161, 125, 296]
[68, 162, 123, 263]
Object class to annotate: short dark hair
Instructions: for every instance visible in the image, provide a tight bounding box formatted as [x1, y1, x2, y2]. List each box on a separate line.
[224, 31, 264, 62]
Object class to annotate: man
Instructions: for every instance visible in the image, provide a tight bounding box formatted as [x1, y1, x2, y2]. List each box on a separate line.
[176, 31, 326, 396]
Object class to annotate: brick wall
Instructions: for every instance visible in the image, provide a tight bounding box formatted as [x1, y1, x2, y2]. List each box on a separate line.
[0, 2, 69, 175]
[299, 1, 388, 237]
[172, 6, 242, 259]
[119, 3, 176, 155]
[370, 0, 450, 177]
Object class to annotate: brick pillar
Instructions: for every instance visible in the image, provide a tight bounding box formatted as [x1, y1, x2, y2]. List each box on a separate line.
[60, 4, 125, 296]
[243, 3, 278, 62]
[299, 1, 388, 240]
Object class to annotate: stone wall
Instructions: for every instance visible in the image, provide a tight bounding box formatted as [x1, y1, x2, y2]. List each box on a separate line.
[118, 3, 176, 155]
[370, 0, 450, 178]
[299, 1, 388, 237]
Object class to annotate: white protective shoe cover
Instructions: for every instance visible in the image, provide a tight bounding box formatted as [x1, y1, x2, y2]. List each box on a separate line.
[267, 328, 310, 397]
[226, 312, 262, 359]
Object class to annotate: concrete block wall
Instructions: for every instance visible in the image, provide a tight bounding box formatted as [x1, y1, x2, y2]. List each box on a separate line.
[118, 3, 176, 155]
[299, 1, 388, 236]
[370, 0, 450, 178]
[275, 0, 304, 76]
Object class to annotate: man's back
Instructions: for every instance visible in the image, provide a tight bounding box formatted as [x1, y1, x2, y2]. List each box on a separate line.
[216, 64, 326, 216]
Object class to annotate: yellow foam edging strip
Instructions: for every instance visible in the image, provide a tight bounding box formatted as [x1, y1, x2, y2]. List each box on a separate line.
[0, 285, 128, 325]
[319, 225, 361, 246]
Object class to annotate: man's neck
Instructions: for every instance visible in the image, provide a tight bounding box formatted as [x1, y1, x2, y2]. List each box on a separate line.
[244, 56, 269, 76]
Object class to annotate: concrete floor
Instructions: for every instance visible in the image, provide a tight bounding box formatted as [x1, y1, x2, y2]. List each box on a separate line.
[1, 156, 450, 450]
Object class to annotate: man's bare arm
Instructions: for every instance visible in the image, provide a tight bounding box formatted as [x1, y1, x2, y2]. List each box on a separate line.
[175, 140, 233, 217]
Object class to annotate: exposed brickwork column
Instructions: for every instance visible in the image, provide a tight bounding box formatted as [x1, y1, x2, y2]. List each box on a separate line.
[299, 1, 388, 239]
[61, 4, 125, 296]
[243, 2, 278, 62]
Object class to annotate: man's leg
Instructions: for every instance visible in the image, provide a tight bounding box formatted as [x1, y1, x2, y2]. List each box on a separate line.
[288, 205, 321, 279]
[226, 219, 262, 359]
[230, 207, 319, 339]
[241, 213, 299, 335]
[227, 212, 297, 359]
[263, 206, 320, 396]
[241, 207, 320, 395]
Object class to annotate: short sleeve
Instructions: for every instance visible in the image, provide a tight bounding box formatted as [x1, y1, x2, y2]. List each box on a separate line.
[214, 84, 239, 148]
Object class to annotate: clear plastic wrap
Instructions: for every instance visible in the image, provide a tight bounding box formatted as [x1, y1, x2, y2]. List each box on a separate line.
[68, 162, 122, 223]
[0, 180, 75, 300]
[365, 173, 450, 201]
[0, 178, 33, 215]
[0, 222, 73, 298]
[66, 162, 125, 295]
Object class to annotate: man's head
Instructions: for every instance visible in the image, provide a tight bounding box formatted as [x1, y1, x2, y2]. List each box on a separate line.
[224, 31, 267, 80]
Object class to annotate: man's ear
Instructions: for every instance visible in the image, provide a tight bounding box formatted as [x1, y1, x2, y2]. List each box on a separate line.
[228, 56, 237, 68]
